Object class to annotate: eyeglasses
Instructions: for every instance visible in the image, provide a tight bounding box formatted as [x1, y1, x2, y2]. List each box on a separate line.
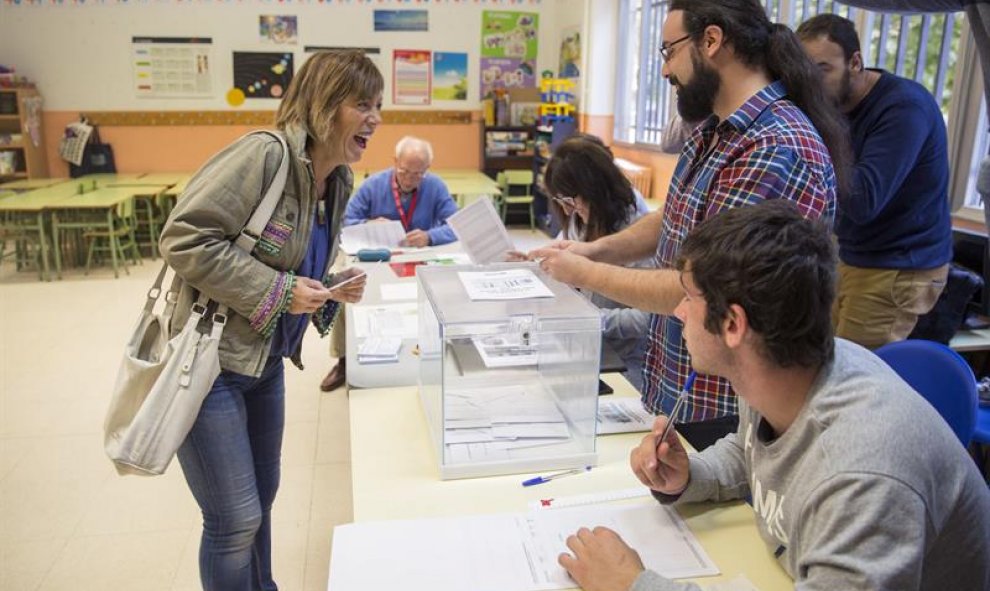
[549, 194, 577, 210]
[396, 166, 429, 178]
[659, 34, 692, 61]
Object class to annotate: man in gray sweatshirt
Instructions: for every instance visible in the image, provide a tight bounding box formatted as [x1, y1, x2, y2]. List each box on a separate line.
[558, 201, 990, 591]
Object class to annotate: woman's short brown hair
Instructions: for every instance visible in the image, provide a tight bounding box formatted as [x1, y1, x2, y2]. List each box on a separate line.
[275, 50, 383, 144]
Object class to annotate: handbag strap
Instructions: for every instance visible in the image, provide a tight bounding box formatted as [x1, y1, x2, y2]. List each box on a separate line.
[235, 130, 291, 252]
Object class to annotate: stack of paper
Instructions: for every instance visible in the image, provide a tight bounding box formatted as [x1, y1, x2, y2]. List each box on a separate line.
[472, 334, 538, 368]
[357, 336, 402, 365]
[443, 386, 571, 461]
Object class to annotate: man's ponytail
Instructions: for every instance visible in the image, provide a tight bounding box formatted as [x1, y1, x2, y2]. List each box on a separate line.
[766, 22, 853, 199]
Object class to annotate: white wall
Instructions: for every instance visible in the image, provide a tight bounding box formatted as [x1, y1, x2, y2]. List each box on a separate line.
[0, 1, 560, 111]
[583, 0, 617, 117]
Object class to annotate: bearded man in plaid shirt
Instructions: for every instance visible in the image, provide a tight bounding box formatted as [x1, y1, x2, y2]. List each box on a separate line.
[532, 0, 851, 450]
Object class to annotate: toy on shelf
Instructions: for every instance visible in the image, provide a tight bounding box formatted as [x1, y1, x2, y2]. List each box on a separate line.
[538, 76, 575, 127]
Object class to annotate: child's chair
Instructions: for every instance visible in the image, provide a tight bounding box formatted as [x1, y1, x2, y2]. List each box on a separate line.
[83, 197, 142, 278]
[497, 169, 535, 230]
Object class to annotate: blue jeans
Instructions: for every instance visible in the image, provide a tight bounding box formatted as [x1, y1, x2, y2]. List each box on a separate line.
[178, 356, 285, 591]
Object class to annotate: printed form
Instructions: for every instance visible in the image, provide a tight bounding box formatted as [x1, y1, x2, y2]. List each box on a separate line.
[446, 197, 515, 263]
[458, 268, 554, 300]
[328, 500, 719, 591]
[340, 220, 406, 253]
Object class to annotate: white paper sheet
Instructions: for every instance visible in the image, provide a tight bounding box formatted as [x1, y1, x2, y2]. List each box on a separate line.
[340, 220, 406, 254]
[458, 269, 555, 301]
[446, 197, 515, 263]
[597, 398, 655, 434]
[380, 282, 418, 301]
[472, 334, 538, 368]
[328, 502, 719, 591]
[351, 302, 419, 339]
[491, 423, 570, 439]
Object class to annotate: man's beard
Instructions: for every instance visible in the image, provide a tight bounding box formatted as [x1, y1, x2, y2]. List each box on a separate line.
[671, 51, 720, 123]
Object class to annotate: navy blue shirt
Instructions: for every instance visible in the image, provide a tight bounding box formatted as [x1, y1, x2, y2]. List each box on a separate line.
[270, 195, 333, 357]
[838, 69, 952, 270]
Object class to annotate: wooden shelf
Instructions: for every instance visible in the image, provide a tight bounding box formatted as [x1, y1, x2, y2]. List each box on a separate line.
[0, 89, 46, 179]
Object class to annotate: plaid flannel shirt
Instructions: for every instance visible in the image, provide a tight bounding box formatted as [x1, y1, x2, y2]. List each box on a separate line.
[641, 81, 837, 421]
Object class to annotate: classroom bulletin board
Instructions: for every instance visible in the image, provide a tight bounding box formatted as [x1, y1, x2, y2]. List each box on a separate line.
[0, 0, 567, 117]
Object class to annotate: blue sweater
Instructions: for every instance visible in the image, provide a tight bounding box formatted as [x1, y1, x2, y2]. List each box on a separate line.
[838, 70, 952, 270]
[344, 169, 459, 245]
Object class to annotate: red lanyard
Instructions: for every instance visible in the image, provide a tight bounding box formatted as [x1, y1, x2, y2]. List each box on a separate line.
[391, 179, 419, 231]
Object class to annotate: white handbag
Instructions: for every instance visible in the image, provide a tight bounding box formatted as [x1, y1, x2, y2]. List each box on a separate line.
[104, 130, 290, 476]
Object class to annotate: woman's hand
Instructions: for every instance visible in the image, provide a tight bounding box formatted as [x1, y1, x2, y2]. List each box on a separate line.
[289, 276, 336, 314]
[327, 266, 367, 303]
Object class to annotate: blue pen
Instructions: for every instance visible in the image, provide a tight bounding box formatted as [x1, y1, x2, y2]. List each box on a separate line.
[522, 466, 592, 487]
[656, 371, 697, 451]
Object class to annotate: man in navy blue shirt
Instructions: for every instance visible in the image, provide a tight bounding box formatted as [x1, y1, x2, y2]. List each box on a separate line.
[798, 14, 951, 349]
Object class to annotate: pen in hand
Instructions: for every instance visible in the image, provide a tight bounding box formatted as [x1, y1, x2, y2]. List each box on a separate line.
[656, 371, 697, 453]
[522, 466, 592, 487]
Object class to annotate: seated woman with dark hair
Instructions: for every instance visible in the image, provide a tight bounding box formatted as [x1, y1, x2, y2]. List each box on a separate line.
[542, 134, 652, 392]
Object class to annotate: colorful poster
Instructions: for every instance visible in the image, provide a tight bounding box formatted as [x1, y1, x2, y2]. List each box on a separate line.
[558, 26, 581, 78]
[480, 11, 538, 59]
[132, 36, 213, 98]
[259, 15, 298, 45]
[432, 52, 468, 101]
[480, 57, 535, 98]
[393, 50, 431, 106]
[374, 10, 428, 32]
[304, 46, 383, 77]
[231, 52, 293, 101]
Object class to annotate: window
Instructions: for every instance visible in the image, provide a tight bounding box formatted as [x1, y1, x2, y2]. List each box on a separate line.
[613, 1, 982, 219]
[613, 0, 672, 145]
[613, 0, 855, 147]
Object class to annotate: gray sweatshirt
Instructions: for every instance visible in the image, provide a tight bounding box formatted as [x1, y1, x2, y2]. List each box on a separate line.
[632, 338, 990, 591]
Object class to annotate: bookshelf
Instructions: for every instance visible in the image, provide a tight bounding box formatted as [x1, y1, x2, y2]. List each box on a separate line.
[0, 88, 47, 182]
[481, 125, 534, 179]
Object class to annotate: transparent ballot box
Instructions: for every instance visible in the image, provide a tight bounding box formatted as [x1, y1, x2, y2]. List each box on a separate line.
[417, 263, 602, 479]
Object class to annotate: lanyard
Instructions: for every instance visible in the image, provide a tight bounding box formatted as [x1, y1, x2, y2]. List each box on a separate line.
[391, 179, 419, 231]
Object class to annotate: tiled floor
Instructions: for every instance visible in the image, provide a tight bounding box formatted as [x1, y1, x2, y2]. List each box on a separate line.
[0, 228, 551, 591]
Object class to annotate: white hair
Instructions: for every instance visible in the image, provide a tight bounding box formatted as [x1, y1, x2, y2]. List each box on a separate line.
[395, 136, 434, 163]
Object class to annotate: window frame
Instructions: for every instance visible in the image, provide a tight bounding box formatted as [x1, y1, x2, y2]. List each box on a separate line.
[612, 0, 985, 218]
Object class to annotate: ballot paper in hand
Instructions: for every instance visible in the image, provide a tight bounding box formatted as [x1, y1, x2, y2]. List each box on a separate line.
[446, 197, 515, 264]
[340, 220, 405, 254]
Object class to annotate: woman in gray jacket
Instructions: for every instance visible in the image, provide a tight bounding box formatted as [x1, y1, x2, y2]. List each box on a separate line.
[159, 50, 383, 590]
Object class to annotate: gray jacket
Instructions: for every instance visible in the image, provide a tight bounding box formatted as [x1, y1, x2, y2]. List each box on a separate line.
[160, 125, 351, 377]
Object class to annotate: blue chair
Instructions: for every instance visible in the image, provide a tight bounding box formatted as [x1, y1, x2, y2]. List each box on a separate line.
[974, 406, 990, 445]
[875, 340, 978, 446]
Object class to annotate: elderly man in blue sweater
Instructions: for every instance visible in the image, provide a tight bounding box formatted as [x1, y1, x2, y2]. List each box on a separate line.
[798, 15, 952, 349]
[344, 135, 458, 247]
[321, 136, 458, 392]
